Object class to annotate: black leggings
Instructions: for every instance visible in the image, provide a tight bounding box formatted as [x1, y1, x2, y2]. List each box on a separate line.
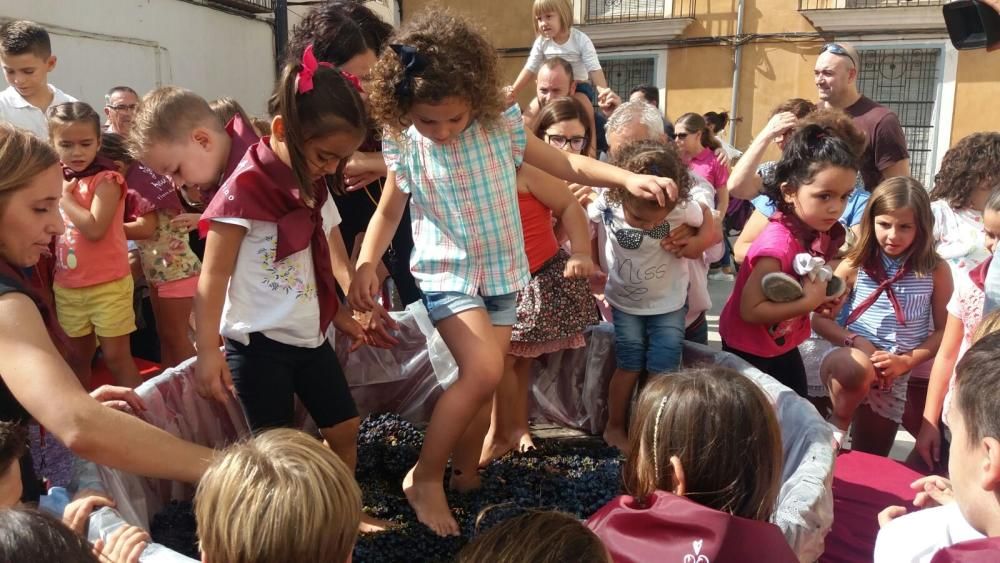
[722, 342, 808, 397]
[226, 333, 358, 431]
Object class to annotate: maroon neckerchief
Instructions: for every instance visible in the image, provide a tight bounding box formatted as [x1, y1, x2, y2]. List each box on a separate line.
[770, 211, 846, 262]
[125, 162, 183, 215]
[61, 155, 118, 181]
[587, 491, 798, 563]
[845, 253, 911, 327]
[198, 113, 261, 205]
[200, 137, 338, 333]
[969, 256, 992, 292]
[930, 537, 1000, 562]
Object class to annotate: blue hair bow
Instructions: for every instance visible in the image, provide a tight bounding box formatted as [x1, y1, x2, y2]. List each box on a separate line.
[389, 44, 428, 98]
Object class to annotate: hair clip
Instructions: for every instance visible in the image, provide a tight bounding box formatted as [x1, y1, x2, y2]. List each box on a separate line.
[651, 396, 669, 484]
[297, 44, 333, 94]
[390, 44, 429, 98]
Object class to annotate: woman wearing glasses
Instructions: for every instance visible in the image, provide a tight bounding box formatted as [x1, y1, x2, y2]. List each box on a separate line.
[479, 96, 600, 465]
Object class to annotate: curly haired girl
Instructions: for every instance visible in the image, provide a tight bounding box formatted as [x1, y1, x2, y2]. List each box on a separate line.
[350, 7, 677, 537]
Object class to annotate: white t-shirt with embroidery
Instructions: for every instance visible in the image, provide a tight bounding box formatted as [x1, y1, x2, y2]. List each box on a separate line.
[0, 84, 76, 139]
[589, 192, 703, 316]
[214, 197, 341, 348]
[874, 503, 984, 563]
[524, 28, 602, 82]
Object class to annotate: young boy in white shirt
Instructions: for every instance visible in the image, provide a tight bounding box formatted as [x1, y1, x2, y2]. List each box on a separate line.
[875, 331, 1000, 562]
[0, 21, 76, 139]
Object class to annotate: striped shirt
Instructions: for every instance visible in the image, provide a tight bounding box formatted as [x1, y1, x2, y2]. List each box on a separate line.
[846, 253, 935, 354]
[382, 105, 530, 296]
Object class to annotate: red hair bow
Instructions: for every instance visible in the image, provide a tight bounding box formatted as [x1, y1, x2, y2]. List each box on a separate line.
[298, 44, 333, 94]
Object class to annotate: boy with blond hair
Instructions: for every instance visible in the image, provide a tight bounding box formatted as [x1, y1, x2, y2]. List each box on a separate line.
[0, 20, 76, 139]
[195, 428, 362, 563]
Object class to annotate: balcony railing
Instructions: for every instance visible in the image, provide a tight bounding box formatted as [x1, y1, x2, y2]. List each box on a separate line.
[583, 0, 695, 24]
[799, 0, 947, 10]
[205, 0, 275, 14]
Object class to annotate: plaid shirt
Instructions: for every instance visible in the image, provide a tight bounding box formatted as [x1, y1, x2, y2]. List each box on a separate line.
[383, 105, 530, 296]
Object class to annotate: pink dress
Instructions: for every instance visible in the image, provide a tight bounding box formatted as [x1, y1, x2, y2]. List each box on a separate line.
[719, 221, 810, 357]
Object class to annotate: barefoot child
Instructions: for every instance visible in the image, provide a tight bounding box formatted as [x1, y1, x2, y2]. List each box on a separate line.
[48, 102, 142, 388]
[350, 9, 676, 536]
[719, 122, 857, 397]
[591, 141, 701, 452]
[195, 49, 388, 531]
[814, 178, 951, 454]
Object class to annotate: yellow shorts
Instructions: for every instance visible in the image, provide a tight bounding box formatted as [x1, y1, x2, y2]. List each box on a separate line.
[54, 276, 136, 338]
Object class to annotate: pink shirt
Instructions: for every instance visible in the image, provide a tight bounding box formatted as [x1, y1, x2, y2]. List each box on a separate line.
[688, 147, 730, 193]
[54, 170, 130, 289]
[719, 221, 810, 357]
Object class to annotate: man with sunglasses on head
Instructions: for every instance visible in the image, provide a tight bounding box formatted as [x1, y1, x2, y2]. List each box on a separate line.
[814, 42, 910, 191]
[103, 85, 139, 136]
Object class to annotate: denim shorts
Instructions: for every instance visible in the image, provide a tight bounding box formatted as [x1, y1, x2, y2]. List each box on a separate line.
[422, 290, 518, 326]
[612, 305, 687, 374]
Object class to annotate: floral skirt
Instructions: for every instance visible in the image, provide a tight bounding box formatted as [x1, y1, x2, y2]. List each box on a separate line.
[510, 249, 600, 357]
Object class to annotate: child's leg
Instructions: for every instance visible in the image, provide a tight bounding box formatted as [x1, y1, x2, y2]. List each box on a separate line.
[226, 334, 297, 431]
[96, 334, 142, 388]
[480, 354, 520, 466]
[605, 308, 649, 451]
[821, 347, 876, 432]
[67, 334, 98, 388]
[850, 375, 908, 456]
[154, 295, 196, 368]
[511, 356, 536, 451]
[405, 307, 506, 536]
[646, 307, 688, 376]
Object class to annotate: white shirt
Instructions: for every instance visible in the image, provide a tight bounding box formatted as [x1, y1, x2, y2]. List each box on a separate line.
[874, 503, 984, 563]
[685, 175, 725, 325]
[215, 197, 342, 348]
[589, 192, 703, 316]
[0, 84, 76, 139]
[932, 200, 989, 277]
[525, 28, 601, 82]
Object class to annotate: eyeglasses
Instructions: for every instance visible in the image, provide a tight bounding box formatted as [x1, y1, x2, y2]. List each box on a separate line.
[674, 132, 690, 140]
[604, 212, 671, 250]
[821, 43, 858, 70]
[545, 134, 588, 152]
[107, 104, 138, 112]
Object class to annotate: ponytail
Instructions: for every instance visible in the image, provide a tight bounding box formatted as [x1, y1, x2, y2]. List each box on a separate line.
[762, 123, 859, 215]
[268, 53, 367, 205]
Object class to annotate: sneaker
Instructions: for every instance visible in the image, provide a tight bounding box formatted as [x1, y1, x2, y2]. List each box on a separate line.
[761, 272, 803, 302]
[826, 275, 847, 299]
[708, 270, 735, 282]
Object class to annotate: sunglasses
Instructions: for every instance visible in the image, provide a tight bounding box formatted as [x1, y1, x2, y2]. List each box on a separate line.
[605, 214, 671, 250]
[821, 43, 858, 69]
[546, 134, 588, 151]
[674, 132, 690, 140]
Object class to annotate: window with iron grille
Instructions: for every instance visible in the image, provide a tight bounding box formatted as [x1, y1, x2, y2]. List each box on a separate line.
[855, 47, 942, 187]
[586, 0, 665, 23]
[600, 56, 657, 101]
[205, 0, 274, 14]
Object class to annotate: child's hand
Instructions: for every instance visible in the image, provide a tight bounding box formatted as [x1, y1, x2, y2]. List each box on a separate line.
[169, 213, 201, 232]
[589, 270, 608, 294]
[660, 223, 696, 257]
[348, 263, 380, 313]
[715, 148, 732, 169]
[598, 89, 621, 117]
[813, 291, 848, 319]
[62, 178, 79, 197]
[334, 307, 366, 352]
[362, 302, 400, 349]
[195, 347, 234, 404]
[568, 183, 595, 208]
[877, 505, 908, 528]
[870, 350, 911, 380]
[911, 475, 954, 508]
[624, 174, 677, 207]
[63, 493, 115, 535]
[914, 419, 942, 471]
[93, 524, 151, 563]
[503, 85, 517, 108]
[801, 276, 830, 309]
[564, 253, 595, 279]
[90, 385, 146, 414]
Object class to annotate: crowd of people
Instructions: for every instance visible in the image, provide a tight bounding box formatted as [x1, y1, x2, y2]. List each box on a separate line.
[0, 0, 998, 560]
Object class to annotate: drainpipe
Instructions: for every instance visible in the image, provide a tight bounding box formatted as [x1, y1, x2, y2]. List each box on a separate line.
[728, 0, 746, 146]
[275, 0, 288, 74]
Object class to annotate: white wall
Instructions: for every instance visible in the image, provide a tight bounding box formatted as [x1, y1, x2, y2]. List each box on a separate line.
[0, 0, 276, 116]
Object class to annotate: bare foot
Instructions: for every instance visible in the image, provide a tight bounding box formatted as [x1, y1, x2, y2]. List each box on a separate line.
[518, 430, 536, 452]
[359, 512, 394, 533]
[402, 466, 460, 537]
[603, 426, 630, 453]
[449, 468, 482, 493]
[478, 434, 516, 467]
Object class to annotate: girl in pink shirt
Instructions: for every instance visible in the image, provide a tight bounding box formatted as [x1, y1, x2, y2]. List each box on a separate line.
[719, 123, 857, 396]
[48, 102, 141, 388]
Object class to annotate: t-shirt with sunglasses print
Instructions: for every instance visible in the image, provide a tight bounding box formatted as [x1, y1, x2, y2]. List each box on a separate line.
[588, 192, 704, 316]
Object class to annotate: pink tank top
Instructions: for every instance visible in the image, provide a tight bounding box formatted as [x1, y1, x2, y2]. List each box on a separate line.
[518, 190, 560, 273]
[54, 170, 130, 289]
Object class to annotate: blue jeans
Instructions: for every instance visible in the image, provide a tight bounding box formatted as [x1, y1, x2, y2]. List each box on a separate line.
[612, 305, 687, 373]
[421, 290, 518, 326]
[985, 248, 1000, 315]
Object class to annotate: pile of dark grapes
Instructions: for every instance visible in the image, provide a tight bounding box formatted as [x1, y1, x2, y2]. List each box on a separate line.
[151, 414, 623, 562]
